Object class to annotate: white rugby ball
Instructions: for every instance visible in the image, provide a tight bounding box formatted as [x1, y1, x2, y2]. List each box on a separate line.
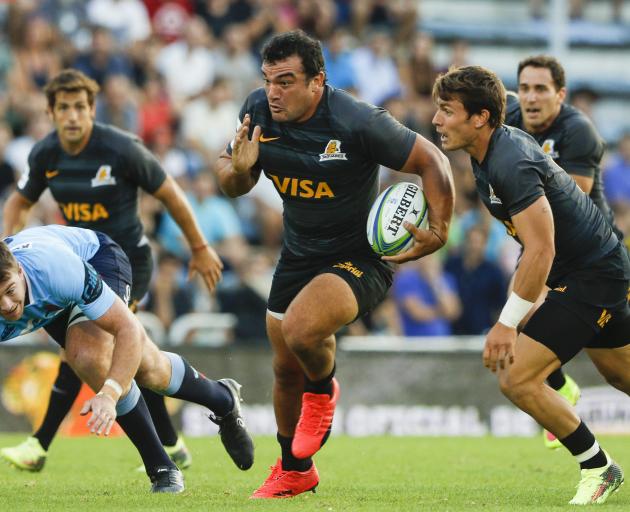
[367, 182, 428, 256]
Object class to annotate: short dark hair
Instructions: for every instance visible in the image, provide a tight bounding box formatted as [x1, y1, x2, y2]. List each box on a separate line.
[261, 30, 325, 80]
[517, 55, 566, 91]
[0, 241, 18, 283]
[433, 66, 506, 128]
[44, 68, 100, 109]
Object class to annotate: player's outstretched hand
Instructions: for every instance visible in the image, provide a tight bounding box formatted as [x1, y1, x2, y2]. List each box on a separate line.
[381, 221, 444, 264]
[483, 322, 517, 373]
[80, 392, 117, 436]
[232, 114, 261, 175]
[188, 244, 224, 292]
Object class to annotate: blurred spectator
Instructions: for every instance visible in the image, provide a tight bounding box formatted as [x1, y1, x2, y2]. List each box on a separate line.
[569, 88, 598, 120]
[146, 250, 194, 327]
[148, 125, 190, 178]
[392, 253, 461, 337]
[603, 131, 630, 207]
[350, 0, 417, 43]
[74, 25, 133, 86]
[445, 225, 507, 335]
[95, 74, 139, 133]
[0, 122, 17, 198]
[157, 172, 248, 268]
[212, 23, 259, 104]
[181, 77, 239, 163]
[195, 0, 253, 38]
[405, 32, 437, 99]
[6, 110, 52, 178]
[155, 15, 216, 108]
[36, 0, 91, 51]
[351, 30, 401, 106]
[144, 0, 194, 42]
[217, 248, 274, 343]
[86, 0, 151, 45]
[296, 0, 337, 40]
[322, 29, 356, 92]
[138, 73, 173, 144]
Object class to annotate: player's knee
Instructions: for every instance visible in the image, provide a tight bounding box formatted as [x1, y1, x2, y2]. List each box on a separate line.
[281, 317, 315, 354]
[602, 371, 630, 394]
[498, 372, 536, 405]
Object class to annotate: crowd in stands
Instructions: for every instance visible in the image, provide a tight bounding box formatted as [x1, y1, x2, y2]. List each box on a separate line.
[0, 0, 628, 344]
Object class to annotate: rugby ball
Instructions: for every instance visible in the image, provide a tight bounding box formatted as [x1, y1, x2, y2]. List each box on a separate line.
[367, 182, 428, 256]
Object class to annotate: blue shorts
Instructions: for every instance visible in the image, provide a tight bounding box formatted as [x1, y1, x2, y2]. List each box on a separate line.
[44, 232, 132, 347]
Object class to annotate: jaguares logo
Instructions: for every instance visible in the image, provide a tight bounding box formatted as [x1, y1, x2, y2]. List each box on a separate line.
[91, 165, 116, 187]
[268, 173, 334, 199]
[541, 139, 559, 158]
[319, 140, 347, 162]
[60, 202, 110, 222]
[489, 184, 502, 205]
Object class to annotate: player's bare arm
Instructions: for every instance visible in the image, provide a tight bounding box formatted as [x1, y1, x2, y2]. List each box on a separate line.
[383, 135, 454, 264]
[2, 191, 35, 236]
[152, 175, 223, 292]
[569, 174, 594, 194]
[484, 195, 555, 372]
[216, 114, 262, 197]
[79, 297, 144, 435]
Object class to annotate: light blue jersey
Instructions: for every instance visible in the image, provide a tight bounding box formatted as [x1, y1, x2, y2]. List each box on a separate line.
[0, 225, 117, 341]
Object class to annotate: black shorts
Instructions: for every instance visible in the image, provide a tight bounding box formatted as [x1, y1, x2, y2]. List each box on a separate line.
[522, 274, 630, 364]
[123, 242, 153, 307]
[44, 232, 133, 347]
[267, 250, 394, 320]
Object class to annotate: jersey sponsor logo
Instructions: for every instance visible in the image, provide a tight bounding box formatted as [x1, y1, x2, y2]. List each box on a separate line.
[489, 184, 502, 205]
[541, 139, 559, 159]
[10, 242, 32, 251]
[45, 170, 59, 179]
[333, 261, 364, 278]
[259, 134, 280, 143]
[268, 173, 334, 199]
[597, 309, 612, 328]
[319, 140, 347, 161]
[91, 165, 116, 187]
[82, 262, 103, 305]
[60, 202, 110, 222]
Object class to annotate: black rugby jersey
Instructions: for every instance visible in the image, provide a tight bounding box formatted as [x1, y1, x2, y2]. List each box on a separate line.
[19, 123, 166, 250]
[472, 126, 625, 285]
[505, 99, 618, 236]
[229, 85, 417, 258]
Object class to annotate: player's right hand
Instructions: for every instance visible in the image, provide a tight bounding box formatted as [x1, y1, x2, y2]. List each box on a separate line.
[80, 392, 118, 436]
[231, 114, 261, 175]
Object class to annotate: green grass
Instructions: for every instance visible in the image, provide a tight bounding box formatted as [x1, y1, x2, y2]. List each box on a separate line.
[0, 434, 628, 511]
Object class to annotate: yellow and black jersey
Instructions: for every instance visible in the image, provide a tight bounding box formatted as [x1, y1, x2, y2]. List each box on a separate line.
[18, 123, 166, 251]
[472, 125, 628, 286]
[228, 85, 416, 259]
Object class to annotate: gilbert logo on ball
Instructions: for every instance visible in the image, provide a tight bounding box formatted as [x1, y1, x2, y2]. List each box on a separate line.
[367, 182, 428, 256]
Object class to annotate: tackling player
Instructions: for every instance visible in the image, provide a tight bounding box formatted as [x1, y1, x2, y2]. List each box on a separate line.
[505, 55, 623, 449]
[215, 30, 454, 498]
[0, 225, 254, 492]
[433, 65, 629, 505]
[0, 69, 222, 472]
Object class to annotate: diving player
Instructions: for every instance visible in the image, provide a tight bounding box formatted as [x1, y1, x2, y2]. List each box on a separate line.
[1, 69, 222, 472]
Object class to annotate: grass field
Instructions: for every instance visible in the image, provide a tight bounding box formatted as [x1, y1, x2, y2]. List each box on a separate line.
[0, 434, 628, 511]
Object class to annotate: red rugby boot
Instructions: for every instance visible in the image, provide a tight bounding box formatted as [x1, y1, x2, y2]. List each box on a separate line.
[292, 378, 340, 459]
[250, 459, 319, 498]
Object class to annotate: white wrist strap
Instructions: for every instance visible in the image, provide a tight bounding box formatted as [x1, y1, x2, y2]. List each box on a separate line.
[103, 378, 123, 399]
[498, 292, 534, 329]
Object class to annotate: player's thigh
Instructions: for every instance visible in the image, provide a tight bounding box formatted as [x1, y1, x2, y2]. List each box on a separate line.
[64, 321, 114, 390]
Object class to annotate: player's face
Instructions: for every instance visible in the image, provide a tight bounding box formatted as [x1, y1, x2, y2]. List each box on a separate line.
[0, 266, 26, 322]
[432, 97, 479, 152]
[49, 90, 95, 152]
[518, 66, 566, 133]
[262, 55, 325, 123]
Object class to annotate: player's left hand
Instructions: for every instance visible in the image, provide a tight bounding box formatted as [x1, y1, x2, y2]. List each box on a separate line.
[381, 222, 444, 264]
[80, 392, 117, 436]
[483, 322, 517, 373]
[188, 245, 224, 292]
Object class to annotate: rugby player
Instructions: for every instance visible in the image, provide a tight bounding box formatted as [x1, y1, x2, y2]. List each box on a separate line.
[505, 55, 623, 449]
[0, 69, 222, 472]
[432, 65, 628, 505]
[0, 225, 254, 492]
[215, 30, 454, 498]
